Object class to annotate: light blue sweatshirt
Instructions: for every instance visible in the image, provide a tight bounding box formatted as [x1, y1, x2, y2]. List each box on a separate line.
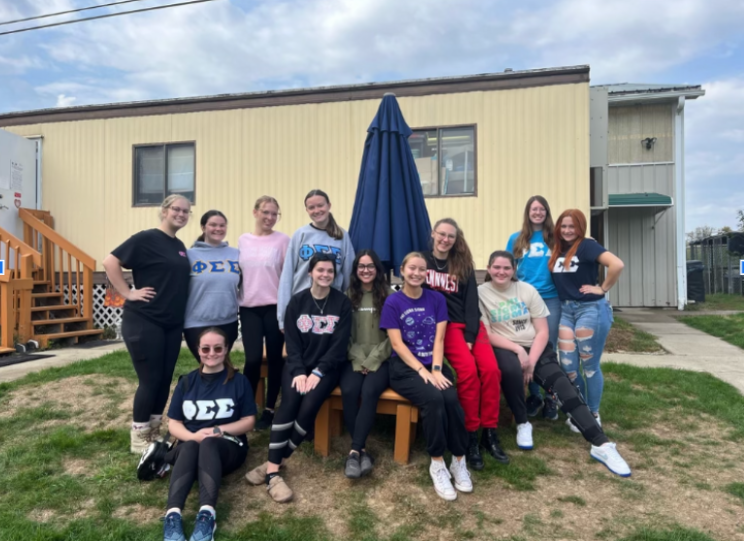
[184, 241, 240, 329]
[506, 230, 558, 299]
[276, 224, 355, 330]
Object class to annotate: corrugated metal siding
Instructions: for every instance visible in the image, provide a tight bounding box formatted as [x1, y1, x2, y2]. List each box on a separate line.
[4, 83, 589, 269]
[608, 207, 676, 307]
[608, 103, 673, 164]
[608, 163, 674, 195]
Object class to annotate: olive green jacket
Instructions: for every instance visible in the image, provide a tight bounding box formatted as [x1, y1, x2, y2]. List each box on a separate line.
[347, 289, 392, 372]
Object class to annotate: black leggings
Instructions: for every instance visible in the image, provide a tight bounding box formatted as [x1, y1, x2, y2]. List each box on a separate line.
[339, 361, 390, 452]
[240, 305, 285, 409]
[388, 359, 468, 458]
[493, 347, 529, 425]
[121, 311, 183, 423]
[183, 321, 240, 363]
[268, 367, 340, 465]
[496, 345, 609, 447]
[165, 437, 247, 510]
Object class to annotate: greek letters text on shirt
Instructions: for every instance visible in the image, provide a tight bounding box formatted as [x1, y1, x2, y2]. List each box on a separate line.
[191, 260, 240, 275]
[299, 244, 343, 264]
[182, 398, 236, 421]
[296, 314, 340, 334]
[552, 256, 580, 273]
[425, 269, 459, 293]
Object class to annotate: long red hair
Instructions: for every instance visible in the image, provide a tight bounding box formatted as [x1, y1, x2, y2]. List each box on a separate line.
[548, 209, 588, 272]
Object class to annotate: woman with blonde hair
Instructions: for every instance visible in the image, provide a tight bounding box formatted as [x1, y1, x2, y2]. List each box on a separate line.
[238, 196, 290, 429]
[103, 195, 192, 454]
[550, 209, 624, 430]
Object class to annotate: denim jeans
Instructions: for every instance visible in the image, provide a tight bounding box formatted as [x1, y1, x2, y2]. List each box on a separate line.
[527, 296, 562, 398]
[556, 297, 613, 414]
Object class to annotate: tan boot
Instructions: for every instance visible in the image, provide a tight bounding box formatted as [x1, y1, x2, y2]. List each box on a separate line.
[245, 462, 284, 485]
[149, 419, 162, 441]
[267, 475, 293, 503]
[130, 425, 152, 455]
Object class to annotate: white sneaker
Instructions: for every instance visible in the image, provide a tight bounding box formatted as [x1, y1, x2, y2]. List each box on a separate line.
[516, 422, 534, 450]
[448, 456, 473, 493]
[590, 442, 631, 477]
[566, 417, 581, 434]
[430, 460, 457, 501]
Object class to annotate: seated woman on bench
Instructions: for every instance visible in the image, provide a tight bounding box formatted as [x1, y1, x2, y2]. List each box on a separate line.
[245, 253, 352, 502]
[477, 250, 631, 477]
[380, 252, 472, 501]
[341, 249, 393, 479]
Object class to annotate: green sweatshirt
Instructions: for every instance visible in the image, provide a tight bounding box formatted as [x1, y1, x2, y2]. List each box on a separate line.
[347, 288, 392, 372]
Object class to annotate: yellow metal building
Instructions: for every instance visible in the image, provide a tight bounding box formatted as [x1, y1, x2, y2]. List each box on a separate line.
[0, 65, 590, 270]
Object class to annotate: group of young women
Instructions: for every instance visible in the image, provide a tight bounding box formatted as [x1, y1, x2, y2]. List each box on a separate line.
[103, 190, 630, 541]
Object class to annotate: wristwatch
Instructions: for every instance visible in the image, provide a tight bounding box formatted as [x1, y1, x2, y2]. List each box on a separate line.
[432, 365, 442, 372]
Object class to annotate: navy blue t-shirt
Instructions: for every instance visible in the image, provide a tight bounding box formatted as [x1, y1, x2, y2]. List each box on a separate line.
[167, 369, 257, 444]
[550, 239, 607, 302]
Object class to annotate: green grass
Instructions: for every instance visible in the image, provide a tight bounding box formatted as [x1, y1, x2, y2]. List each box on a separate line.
[684, 293, 744, 312]
[678, 313, 744, 349]
[605, 316, 664, 353]
[2, 350, 744, 540]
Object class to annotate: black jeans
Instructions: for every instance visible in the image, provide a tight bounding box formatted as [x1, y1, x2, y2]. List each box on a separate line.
[268, 367, 340, 465]
[183, 320, 239, 363]
[165, 437, 247, 510]
[121, 310, 182, 423]
[240, 305, 285, 409]
[492, 347, 529, 425]
[388, 358, 468, 458]
[339, 361, 390, 452]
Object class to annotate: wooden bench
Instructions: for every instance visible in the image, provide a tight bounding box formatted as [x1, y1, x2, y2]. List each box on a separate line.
[314, 387, 419, 465]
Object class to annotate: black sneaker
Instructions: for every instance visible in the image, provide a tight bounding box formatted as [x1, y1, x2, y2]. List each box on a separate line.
[481, 428, 510, 465]
[255, 409, 274, 431]
[542, 395, 559, 421]
[344, 453, 362, 479]
[466, 431, 484, 471]
[360, 451, 375, 477]
[525, 395, 544, 418]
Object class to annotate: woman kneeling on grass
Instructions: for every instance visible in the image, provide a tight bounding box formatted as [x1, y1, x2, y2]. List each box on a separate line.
[163, 328, 257, 541]
[380, 252, 472, 501]
[245, 253, 352, 502]
[341, 249, 392, 478]
[478, 251, 631, 477]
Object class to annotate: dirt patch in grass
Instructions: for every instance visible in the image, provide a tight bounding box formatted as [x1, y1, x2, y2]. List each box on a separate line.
[0, 376, 136, 431]
[112, 503, 163, 522]
[63, 457, 93, 476]
[606, 317, 665, 354]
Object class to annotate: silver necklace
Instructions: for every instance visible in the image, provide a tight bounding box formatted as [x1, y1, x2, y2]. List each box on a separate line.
[312, 294, 329, 314]
[433, 256, 448, 271]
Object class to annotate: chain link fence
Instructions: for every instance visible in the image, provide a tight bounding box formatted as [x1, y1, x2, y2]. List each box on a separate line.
[687, 234, 744, 296]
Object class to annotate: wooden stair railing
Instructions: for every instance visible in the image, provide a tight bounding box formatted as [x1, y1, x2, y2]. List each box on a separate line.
[0, 227, 41, 352]
[19, 208, 96, 334]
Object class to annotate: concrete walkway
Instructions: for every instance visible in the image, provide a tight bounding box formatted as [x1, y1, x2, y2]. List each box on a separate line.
[605, 308, 744, 394]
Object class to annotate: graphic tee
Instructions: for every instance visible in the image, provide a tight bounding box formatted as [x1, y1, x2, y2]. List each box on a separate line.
[168, 368, 257, 445]
[478, 281, 550, 347]
[551, 239, 607, 302]
[379, 289, 449, 366]
[111, 229, 191, 328]
[506, 230, 558, 299]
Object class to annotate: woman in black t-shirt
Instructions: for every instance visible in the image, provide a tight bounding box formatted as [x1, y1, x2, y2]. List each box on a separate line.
[245, 253, 352, 504]
[161, 327, 256, 541]
[102, 195, 192, 454]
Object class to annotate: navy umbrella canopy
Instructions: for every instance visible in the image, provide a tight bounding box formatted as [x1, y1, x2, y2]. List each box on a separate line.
[348, 93, 432, 276]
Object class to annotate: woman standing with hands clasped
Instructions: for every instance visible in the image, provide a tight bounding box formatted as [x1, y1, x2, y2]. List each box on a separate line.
[381, 252, 472, 501]
[238, 196, 290, 429]
[103, 195, 192, 454]
[550, 209, 624, 431]
[245, 253, 352, 503]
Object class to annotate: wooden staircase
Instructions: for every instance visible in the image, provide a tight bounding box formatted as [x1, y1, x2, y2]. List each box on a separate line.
[0, 209, 102, 352]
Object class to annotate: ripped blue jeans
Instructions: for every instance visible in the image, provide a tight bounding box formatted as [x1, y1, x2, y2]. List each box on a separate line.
[557, 298, 613, 414]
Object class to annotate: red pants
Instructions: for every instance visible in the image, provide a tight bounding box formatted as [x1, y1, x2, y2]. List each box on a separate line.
[444, 322, 501, 432]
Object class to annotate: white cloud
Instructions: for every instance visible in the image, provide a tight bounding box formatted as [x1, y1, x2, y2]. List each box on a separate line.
[54, 94, 76, 107]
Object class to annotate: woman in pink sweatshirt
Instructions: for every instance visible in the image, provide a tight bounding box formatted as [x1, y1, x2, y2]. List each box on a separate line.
[238, 196, 290, 429]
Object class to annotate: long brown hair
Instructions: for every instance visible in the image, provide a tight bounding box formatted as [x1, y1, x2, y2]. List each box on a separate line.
[548, 209, 588, 273]
[305, 189, 343, 240]
[197, 327, 235, 383]
[512, 196, 555, 257]
[431, 218, 474, 282]
[483, 250, 519, 283]
[348, 249, 389, 313]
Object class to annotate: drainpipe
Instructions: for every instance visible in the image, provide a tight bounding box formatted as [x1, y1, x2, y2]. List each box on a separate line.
[675, 96, 686, 310]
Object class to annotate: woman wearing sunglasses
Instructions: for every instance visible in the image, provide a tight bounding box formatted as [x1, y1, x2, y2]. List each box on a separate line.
[161, 327, 257, 541]
[103, 195, 192, 454]
[245, 253, 352, 503]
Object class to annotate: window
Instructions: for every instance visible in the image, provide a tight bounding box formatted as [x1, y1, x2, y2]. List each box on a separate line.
[133, 143, 195, 206]
[409, 126, 476, 197]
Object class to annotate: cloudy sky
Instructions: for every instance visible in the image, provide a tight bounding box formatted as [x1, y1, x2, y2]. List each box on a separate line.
[1, 0, 742, 232]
